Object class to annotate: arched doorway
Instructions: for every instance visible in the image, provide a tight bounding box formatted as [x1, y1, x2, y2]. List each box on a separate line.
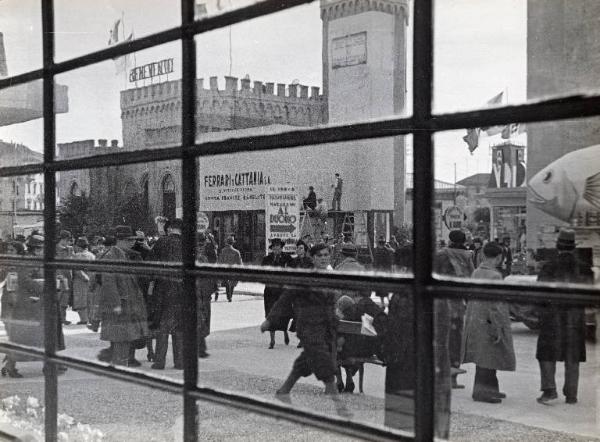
[162, 174, 176, 221]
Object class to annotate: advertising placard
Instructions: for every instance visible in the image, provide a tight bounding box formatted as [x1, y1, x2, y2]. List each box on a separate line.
[265, 185, 300, 254]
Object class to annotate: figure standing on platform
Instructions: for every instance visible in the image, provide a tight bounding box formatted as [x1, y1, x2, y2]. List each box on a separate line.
[303, 186, 317, 211]
[331, 173, 343, 211]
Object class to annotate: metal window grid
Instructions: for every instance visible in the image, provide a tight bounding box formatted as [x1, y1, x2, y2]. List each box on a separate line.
[0, 1, 598, 441]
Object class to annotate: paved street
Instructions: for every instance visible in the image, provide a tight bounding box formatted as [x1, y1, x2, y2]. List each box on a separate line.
[0, 287, 598, 441]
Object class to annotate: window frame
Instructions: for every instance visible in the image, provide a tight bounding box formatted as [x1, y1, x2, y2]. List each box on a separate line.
[0, 1, 598, 441]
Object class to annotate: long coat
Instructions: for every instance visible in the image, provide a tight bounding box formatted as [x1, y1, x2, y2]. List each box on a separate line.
[95, 246, 149, 343]
[536, 252, 592, 362]
[150, 234, 184, 333]
[72, 249, 95, 311]
[462, 265, 516, 371]
[218, 245, 242, 288]
[261, 251, 292, 330]
[2, 265, 65, 355]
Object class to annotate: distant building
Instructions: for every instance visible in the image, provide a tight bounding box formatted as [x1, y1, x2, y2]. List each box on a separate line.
[0, 141, 44, 238]
[64, 0, 410, 262]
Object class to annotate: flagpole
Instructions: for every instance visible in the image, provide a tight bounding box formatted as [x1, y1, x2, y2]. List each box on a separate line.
[228, 26, 232, 76]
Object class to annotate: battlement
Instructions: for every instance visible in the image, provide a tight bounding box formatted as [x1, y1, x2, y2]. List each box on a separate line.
[121, 76, 324, 108]
[320, 0, 408, 21]
[120, 75, 327, 130]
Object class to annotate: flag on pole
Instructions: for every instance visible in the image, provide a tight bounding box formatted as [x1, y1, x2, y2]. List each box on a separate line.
[107, 18, 132, 76]
[462, 91, 506, 153]
[463, 128, 481, 153]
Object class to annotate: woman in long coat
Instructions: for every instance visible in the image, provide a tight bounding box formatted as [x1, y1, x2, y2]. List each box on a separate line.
[94, 239, 149, 366]
[261, 238, 292, 349]
[462, 243, 515, 403]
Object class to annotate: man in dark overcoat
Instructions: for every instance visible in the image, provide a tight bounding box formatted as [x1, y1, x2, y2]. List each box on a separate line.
[149, 218, 184, 369]
[536, 228, 593, 405]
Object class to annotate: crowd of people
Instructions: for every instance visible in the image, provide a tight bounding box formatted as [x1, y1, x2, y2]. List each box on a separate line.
[0, 218, 227, 375]
[0, 221, 593, 438]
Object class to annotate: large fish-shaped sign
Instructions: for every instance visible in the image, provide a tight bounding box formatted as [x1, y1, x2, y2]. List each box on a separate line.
[528, 144, 600, 222]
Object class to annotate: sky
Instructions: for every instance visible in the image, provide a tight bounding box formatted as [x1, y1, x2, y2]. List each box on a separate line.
[0, 0, 527, 183]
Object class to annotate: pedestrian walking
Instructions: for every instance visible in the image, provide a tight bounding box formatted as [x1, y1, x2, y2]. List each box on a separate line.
[217, 236, 242, 302]
[149, 219, 184, 369]
[434, 229, 474, 389]
[462, 242, 516, 403]
[72, 237, 95, 325]
[56, 230, 74, 325]
[260, 243, 338, 395]
[261, 238, 292, 349]
[372, 236, 394, 304]
[536, 228, 593, 405]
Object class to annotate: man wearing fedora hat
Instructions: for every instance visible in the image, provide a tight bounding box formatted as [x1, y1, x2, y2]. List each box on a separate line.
[536, 228, 593, 405]
[261, 238, 292, 349]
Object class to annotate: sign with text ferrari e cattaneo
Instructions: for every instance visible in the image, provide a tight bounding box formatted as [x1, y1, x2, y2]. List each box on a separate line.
[265, 185, 299, 254]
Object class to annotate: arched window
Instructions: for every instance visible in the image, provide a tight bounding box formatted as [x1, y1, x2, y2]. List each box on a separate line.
[162, 174, 176, 220]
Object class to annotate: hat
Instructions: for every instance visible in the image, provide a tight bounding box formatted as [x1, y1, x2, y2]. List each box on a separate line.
[556, 228, 575, 251]
[341, 242, 357, 255]
[27, 234, 44, 248]
[336, 295, 355, 318]
[59, 230, 72, 240]
[269, 238, 285, 248]
[75, 237, 89, 249]
[448, 230, 466, 245]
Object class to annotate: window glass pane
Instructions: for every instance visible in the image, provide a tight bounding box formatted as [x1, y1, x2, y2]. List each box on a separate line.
[59, 367, 181, 441]
[0, 81, 45, 162]
[0, 0, 42, 77]
[0, 262, 45, 353]
[433, 118, 600, 287]
[195, 398, 373, 441]
[194, 1, 411, 135]
[434, 297, 599, 441]
[0, 353, 45, 440]
[54, 0, 181, 63]
[56, 266, 183, 381]
[55, 42, 181, 160]
[54, 161, 182, 262]
[195, 278, 414, 436]
[197, 137, 412, 270]
[0, 175, 44, 238]
[434, 0, 600, 114]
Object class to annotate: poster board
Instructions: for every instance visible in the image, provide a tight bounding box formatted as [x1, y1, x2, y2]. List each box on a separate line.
[265, 185, 300, 254]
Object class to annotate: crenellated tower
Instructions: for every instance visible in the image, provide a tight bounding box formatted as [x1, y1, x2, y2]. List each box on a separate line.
[321, 0, 409, 226]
